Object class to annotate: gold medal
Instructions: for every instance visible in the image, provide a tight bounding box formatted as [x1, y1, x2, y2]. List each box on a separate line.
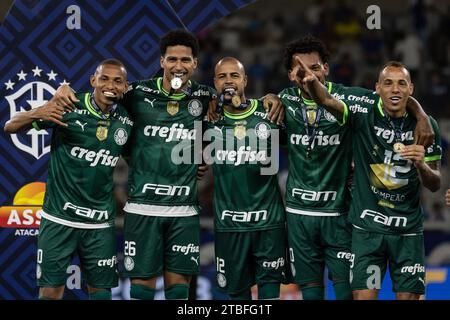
[234, 124, 246, 140]
[306, 109, 317, 125]
[167, 101, 179, 115]
[231, 95, 242, 108]
[393, 142, 405, 153]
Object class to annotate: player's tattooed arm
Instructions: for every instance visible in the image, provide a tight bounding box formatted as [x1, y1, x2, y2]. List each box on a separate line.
[405, 97, 434, 148]
[401, 145, 441, 192]
[445, 189, 450, 207]
[4, 100, 68, 133]
[291, 57, 345, 122]
[52, 84, 79, 108]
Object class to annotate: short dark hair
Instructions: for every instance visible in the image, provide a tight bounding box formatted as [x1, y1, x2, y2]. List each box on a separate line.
[159, 29, 199, 57]
[96, 58, 127, 76]
[381, 60, 407, 70]
[98, 58, 126, 69]
[379, 60, 411, 79]
[283, 35, 330, 71]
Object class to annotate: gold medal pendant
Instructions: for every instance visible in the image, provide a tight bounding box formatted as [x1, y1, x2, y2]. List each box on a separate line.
[393, 142, 405, 153]
[167, 101, 179, 116]
[231, 95, 242, 108]
[306, 109, 317, 125]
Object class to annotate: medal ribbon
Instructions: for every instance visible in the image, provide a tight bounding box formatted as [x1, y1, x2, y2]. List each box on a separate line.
[384, 110, 406, 143]
[90, 94, 117, 120]
[301, 106, 322, 154]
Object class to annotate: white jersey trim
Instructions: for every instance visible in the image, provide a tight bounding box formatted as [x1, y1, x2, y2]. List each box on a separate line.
[124, 202, 198, 217]
[352, 224, 419, 236]
[41, 211, 111, 229]
[286, 207, 341, 216]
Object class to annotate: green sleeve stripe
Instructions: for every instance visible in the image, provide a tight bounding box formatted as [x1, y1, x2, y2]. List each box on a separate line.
[32, 121, 41, 130]
[84, 93, 102, 119]
[424, 155, 441, 162]
[337, 101, 348, 126]
[377, 98, 384, 117]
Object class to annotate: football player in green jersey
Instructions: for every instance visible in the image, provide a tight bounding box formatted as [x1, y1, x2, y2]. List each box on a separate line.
[4, 59, 132, 300]
[51, 29, 285, 300]
[293, 58, 441, 300]
[280, 36, 435, 300]
[206, 57, 287, 300]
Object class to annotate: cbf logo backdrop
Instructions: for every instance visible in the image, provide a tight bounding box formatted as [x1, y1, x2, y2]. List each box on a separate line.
[0, 0, 255, 299]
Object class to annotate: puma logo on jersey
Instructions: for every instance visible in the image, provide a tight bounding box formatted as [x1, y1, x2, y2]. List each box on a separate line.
[75, 120, 87, 131]
[144, 98, 156, 108]
[288, 106, 298, 116]
[418, 277, 425, 286]
[213, 126, 224, 134]
[191, 256, 199, 266]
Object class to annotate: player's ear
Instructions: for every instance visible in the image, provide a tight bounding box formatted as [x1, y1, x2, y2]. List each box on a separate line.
[193, 57, 198, 69]
[288, 69, 295, 81]
[375, 82, 380, 95]
[160, 56, 164, 69]
[323, 63, 329, 77]
[243, 74, 247, 88]
[409, 83, 414, 95]
[90, 75, 95, 88]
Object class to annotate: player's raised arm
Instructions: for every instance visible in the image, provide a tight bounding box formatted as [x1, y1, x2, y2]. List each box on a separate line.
[405, 96, 434, 147]
[292, 56, 345, 122]
[4, 100, 67, 133]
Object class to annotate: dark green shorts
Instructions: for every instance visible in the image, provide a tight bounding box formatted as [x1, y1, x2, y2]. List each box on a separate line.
[214, 228, 287, 295]
[37, 218, 118, 288]
[122, 213, 200, 279]
[286, 213, 352, 286]
[350, 227, 425, 294]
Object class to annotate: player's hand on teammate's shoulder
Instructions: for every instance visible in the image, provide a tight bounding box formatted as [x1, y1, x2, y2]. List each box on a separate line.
[413, 116, 435, 148]
[262, 93, 285, 125]
[36, 101, 69, 127]
[52, 84, 79, 109]
[207, 98, 220, 122]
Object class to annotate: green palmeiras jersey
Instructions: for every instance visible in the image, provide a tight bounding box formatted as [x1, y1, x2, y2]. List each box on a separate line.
[32, 92, 133, 228]
[122, 78, 213, 214]
[207, 99, 285, 232]
[345, 95, 442, 235]
[280, 82, 356, 216]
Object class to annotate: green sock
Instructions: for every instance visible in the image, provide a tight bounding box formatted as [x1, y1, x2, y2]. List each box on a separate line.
[333, 281, 353, 300]
[165, 284, 189, 300]
[89, 290, 112, 300]
[130, 284, 155, 300]
[229, 288, 252, 300]
[258, 283, 280, 300]
[301, 286, 324, 300]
